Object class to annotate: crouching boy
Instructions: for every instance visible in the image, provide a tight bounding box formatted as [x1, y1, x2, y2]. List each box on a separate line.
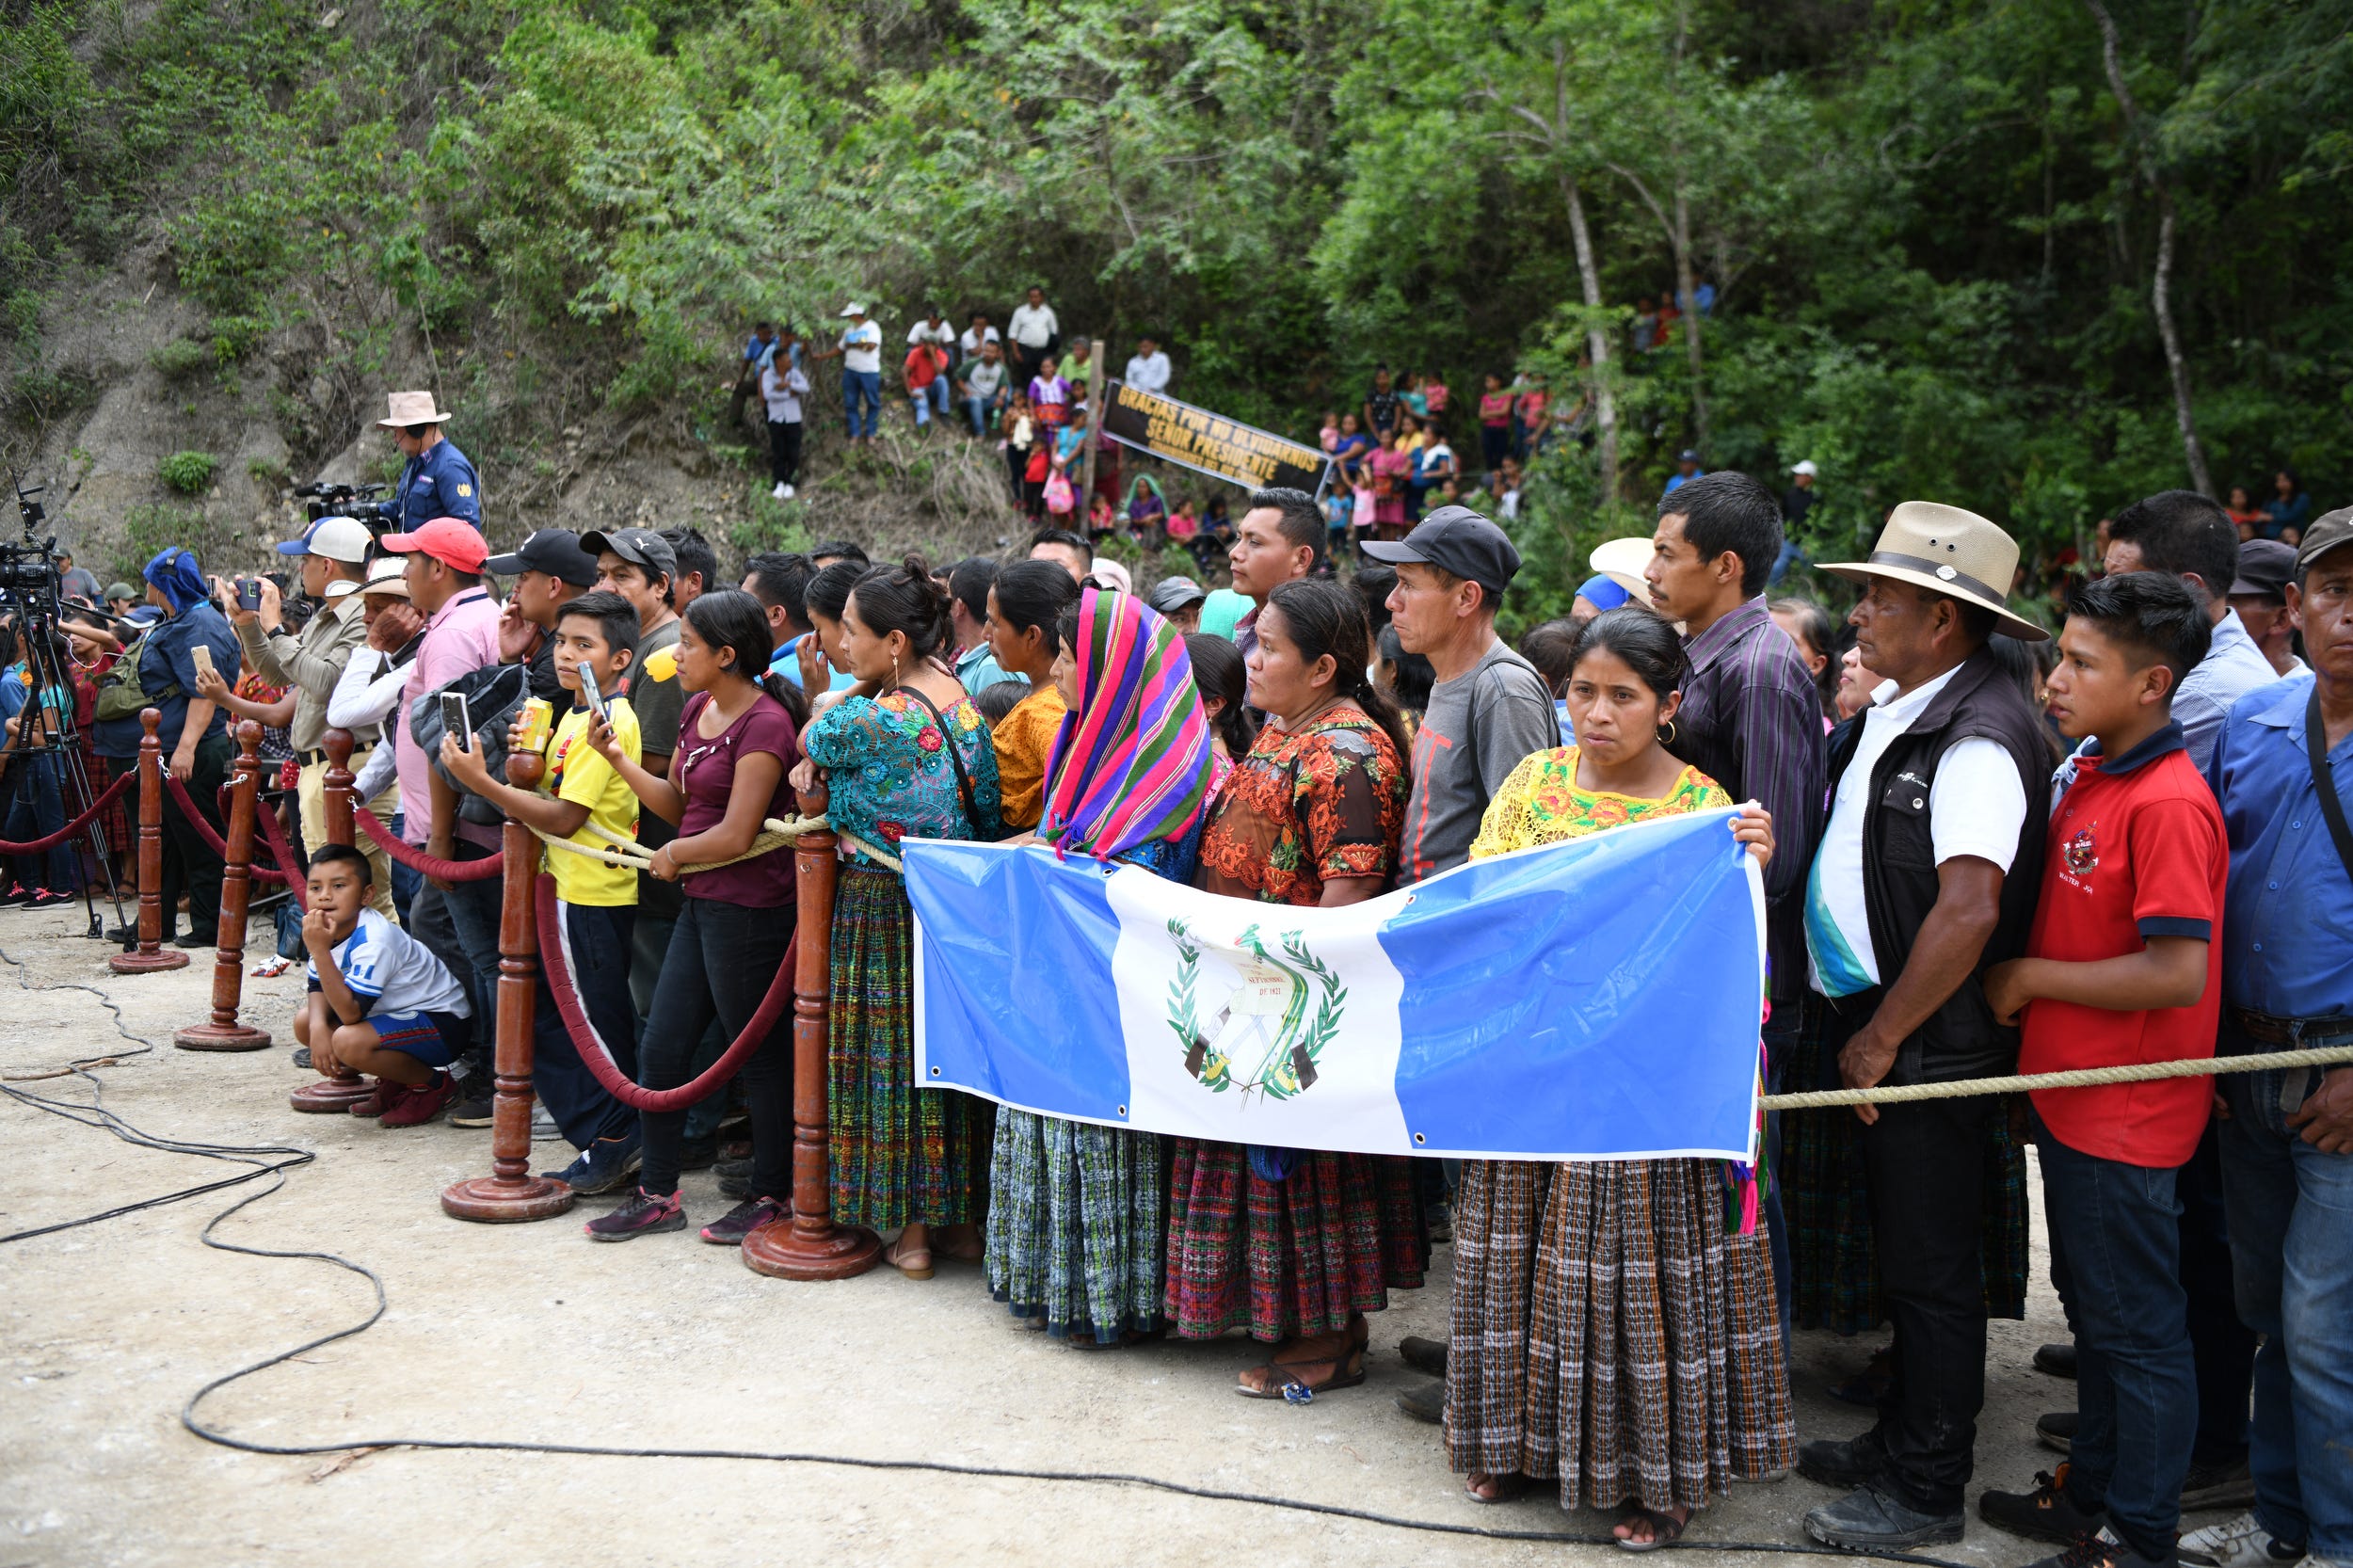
[1977, 570, 2227, 1568]
[298, 844, 473, 1127]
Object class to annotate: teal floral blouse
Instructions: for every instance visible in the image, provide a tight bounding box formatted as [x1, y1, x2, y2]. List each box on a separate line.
[804, 688, 1004, 869]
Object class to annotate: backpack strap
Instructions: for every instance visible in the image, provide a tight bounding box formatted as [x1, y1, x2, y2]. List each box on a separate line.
[898, 685, 984, 836]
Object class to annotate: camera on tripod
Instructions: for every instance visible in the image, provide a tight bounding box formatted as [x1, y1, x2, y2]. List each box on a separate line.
[3, 472, 63, 598]
[293, 479, 389, 531]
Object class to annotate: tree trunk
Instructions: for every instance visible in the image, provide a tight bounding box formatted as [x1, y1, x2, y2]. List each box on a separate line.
[1560, 170, 1619, 504]
[1672, 176, 1707, 449]
[2151, 198, 2214, 496]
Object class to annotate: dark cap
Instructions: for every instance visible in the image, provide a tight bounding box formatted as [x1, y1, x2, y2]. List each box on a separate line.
[1148, 576, 1207, 615]
[2229, 538, 2297, 600]
[2297, 507, 2353, 574]
[1360, 505, 1522, 599]
[1677, 448, 1702, 463]
[579, 526, 678, 584]
[485, 527, 600, 587]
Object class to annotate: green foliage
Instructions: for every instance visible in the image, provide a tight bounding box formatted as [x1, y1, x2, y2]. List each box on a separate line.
[731, 499, 812, 556]
[158, 450, 217, 494]
[150, 338, 212, 379]
[246, 454, 289, 488]
[115, 501, 220, 580]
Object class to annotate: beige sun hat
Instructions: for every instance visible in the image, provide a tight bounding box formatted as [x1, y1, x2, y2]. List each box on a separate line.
[1823, 501, 2047, 641]
[1587, 535, 1655, 604]
[359, 555, 411, 598]
[376, 390, 454, 428]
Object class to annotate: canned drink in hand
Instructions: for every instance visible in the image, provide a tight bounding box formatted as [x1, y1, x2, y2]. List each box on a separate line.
[513, 696, 554, 755]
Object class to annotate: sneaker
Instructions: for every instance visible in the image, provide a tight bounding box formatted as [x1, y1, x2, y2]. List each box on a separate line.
[1980, 1465, 2106, 1545]
[1798, 1431, 1888, 1490]
[380, 1072, 456, 1128]
[779, 484, 794, 500]
[448, 1087, 495, 1128]
[349, 1077, 397, 1117]
[1803, 1485, 1966, 1551]
[0, 884, 31, 905]
[700, 1194, 786, 1246]
[1393, 1378, 1443, 1424]
[2040, 1410, 2077, 1453]
[2180, 1454, 2257, 1512]
[1399, 1336, 1448, 1377]
[530, 1104, 562, 1142]
[771, 481, 789, 501]
[291, 1047, 312, 1070]
[2180, 1512, 2305, 1568]
[544, 1131, 642, 1196]
[2036, 1341, 2079, 1379]
[2025, 1528, 2178, 1568]
[584, 1187, 686, 1241]
[25, 888, 74, 908]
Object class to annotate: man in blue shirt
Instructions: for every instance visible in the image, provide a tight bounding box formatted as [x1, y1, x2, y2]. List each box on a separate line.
[2193, 509, 2353, 1568]
[371, 391, 481, 535]
[729, 322, 777, 433]
[1663, 448, 1706, 494]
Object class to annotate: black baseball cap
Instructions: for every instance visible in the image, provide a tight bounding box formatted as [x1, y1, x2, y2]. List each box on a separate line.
[485, 528, 600, 587]
[1360, 505, 1522, 599]
[579, 526, 678, 584]
[2229, 538, 2297, 600]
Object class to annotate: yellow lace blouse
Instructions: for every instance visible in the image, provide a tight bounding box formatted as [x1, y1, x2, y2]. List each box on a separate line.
[1468, 746, 1730, 859]
[990, 681, 1066, 830]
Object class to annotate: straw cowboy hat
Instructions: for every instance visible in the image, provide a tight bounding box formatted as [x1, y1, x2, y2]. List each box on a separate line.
[376, 390, 454, 428]
[1824, 501, 2048, 642]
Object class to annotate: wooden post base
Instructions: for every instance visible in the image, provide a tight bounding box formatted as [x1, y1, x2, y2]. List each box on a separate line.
[440, 1176, 574, 1224]
[110, 947, 190, 975]
[290, 1076, 374, 1112]
[740, 1217, 882, 1281]
[174, 1021, 271, 1051]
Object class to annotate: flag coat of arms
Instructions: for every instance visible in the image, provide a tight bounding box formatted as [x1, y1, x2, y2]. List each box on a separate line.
[906, 807, 1765, 1161]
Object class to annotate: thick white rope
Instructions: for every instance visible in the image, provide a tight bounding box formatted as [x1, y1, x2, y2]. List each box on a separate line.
[1761, 1043, 2353, 1109]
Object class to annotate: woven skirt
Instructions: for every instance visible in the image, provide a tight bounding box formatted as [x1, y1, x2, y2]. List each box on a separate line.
[828, 867, 987, 1230]
[985, 1108, 1166, 1342]
[1163, 1140, 1426, 1342]
[1471, 1158, 1793, 1512]
[1444, 1159, 1554, 1476]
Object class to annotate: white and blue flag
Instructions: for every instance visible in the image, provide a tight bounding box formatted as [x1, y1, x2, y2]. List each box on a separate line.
[907, 807, 1766, 1162]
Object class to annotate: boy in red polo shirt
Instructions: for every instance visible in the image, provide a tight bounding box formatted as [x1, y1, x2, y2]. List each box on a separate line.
[1977, 570, 2226, 1568]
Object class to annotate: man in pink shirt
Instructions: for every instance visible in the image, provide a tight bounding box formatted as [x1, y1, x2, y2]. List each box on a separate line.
[379, 516, 504, 1124]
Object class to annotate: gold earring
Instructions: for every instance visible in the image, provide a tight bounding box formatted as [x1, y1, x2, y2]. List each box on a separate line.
[1659, 718, 1678, 746]
[892, 652, 903, 688]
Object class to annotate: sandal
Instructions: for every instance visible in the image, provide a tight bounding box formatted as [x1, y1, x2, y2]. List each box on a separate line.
[1613, 1504, 1689, 1553]
[1465, 1472, 1529, 1505]
[883, 1234, 934, 1280]
[1236, 1337, 1367, 1400]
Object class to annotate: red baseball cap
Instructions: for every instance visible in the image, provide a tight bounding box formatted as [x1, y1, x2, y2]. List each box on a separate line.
[380, 516, 488, 574]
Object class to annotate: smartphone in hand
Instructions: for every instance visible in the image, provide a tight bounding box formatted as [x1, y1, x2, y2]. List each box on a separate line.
[236, 578, 263, 612]
[580, 677, 608, 726]
[440, 690, 473, 753]
[191, 644, 216, 680]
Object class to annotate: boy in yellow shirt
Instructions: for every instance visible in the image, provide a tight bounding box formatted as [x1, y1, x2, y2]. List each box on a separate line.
[440, 590, 646, 1192]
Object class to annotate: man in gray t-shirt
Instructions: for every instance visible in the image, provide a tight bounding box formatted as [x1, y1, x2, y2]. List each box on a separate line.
[1367, 507, 1559, 885]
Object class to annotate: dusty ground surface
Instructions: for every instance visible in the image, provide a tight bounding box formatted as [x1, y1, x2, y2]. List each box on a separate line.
[0, 899, 2191, 1568]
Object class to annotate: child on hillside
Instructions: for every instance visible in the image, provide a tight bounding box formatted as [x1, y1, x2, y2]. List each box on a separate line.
[296, 844, 472, 1127]
[440, 590, 646, 1192]
[1977, 570, 2225, 1568]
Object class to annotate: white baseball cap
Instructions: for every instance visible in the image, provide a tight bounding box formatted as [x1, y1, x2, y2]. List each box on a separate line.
[840, 303, 868, 317]
[1790, 459, 1819, 478]
[277, 515, 374, 564]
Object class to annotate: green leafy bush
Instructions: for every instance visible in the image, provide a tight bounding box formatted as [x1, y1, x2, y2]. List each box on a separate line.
[158, 450, 217, 494]
[149, 338, 210, 378]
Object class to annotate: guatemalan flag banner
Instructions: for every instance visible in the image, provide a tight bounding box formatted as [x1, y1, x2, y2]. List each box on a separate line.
[906, 807, 1766, 1162]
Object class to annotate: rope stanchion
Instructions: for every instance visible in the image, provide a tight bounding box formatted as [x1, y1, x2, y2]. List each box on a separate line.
[175, 722, 272, 1051]
[1761, 1042, 2353, 1111]
[536, 873, 795, 1112]
[440, 750, 571, 1224]
[110, 711, 189, 975]
[354, 807, 504, 882]
[744, 790, 881, 1280]
[292, 729, 371, 1114]
[0, 768, 133, 856]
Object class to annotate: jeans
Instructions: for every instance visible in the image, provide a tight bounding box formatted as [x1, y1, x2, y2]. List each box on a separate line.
[2218, 1049, 2353, 1559]
[441, 852, 505, 1078]
[7, 753, 75, 893]
[531, 900, 637, 1149]
[766, 419, 802, 488]
[385, 810, 422, 929]
[635, 897, 794, 1200]
[2177, 1123, 2256, 1462]
[1769, 537, 1808, 586]
[842, 369, 881, 439]
[158, 728, 232, 941]
[2036, 1112, 2197, 1564]
[911, 379, 949, 425]
[964, 392, 1004, 438]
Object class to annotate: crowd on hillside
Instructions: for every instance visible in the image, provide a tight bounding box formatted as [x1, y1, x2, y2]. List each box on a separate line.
[12, 377, 2351, 1568]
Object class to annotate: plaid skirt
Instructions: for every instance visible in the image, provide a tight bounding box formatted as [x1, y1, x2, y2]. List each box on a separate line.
[829, 868, 987, 1229]
[1782, 995, 2029, 1333]
[985, 1108, 1165, 1342]
[1449, 1158, 1794, 1511]
[1163, 1140, 1426, 1342]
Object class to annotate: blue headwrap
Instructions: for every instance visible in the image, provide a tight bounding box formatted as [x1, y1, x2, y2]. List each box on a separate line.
[1576, 573, 1631, 612]
[142, 548, 209, 615]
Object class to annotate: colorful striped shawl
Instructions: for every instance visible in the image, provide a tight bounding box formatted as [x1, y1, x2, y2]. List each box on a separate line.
[1040, 586, 1213, 860]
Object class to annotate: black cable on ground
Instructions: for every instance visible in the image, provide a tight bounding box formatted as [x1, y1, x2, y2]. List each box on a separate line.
[2, 937, 1983, 1565]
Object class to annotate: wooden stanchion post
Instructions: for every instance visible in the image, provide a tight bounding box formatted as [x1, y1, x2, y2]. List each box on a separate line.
[441, 750, 572, 1222]
[110, 709, 189, 975]
[744, 781, 879, 1279]
[291, 728, 374, 1110]
[175, 722, 269, 1049]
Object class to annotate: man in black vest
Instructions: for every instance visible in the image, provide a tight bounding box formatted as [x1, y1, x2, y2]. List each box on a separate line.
[1797, 503, 2054, 1550]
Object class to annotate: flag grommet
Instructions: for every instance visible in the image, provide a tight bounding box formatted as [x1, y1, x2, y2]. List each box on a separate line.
[1117, 1104, 1128, 1117]
[929, 1065, 940, 1077]
[1413, 1132, 1426, 1145]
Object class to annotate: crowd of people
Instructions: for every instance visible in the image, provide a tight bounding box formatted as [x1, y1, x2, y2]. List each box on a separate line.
[10, 378, 2350, 1568]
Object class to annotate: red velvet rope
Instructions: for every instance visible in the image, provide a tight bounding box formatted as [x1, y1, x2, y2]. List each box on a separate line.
[250, 795, 309, 913]
[352, 807, 505, 881]
[535, 874, 797, 1112]
[0, 768, 134, 854]
[162, 771, 288, 882]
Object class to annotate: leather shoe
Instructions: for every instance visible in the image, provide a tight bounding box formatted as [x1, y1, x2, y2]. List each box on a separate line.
[1394, 1378, 1443, 1424]
[1798, 1432, 1886, 1490]
[1805, 1485, 1965, 1550]
[1400, 1336, 1448, 1377]
[2038, 1410, 2077, 1453]
[2034, 1341, 2078, 1379]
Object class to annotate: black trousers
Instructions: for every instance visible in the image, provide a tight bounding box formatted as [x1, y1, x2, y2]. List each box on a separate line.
[766, 419, 802, 487]
[532, 901, 639, 1149]
[635, 897, 794, 1200]
[156, 729, 232, 942]
[1826, 996, 1997, 1515]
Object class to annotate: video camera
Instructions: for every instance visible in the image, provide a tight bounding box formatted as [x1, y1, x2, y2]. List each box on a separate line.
[3, 470, 65, 600]
[294, 478, 390, 531]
